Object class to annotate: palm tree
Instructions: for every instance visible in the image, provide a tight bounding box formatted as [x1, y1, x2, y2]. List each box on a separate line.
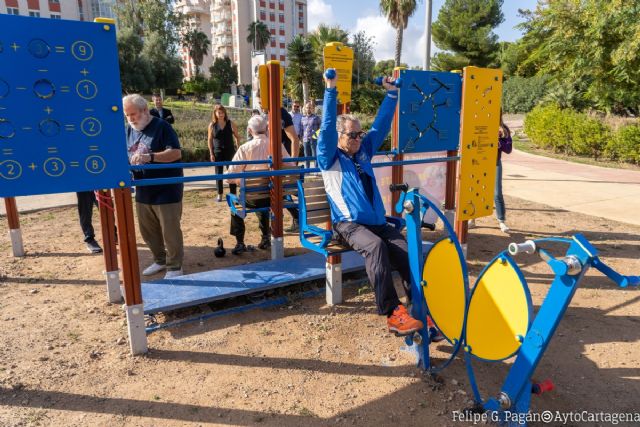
[182, 28, 211, 76]
[380, 0, 419, 67]
[287, 35, 317, 103]
[308, 24, 349, 67]
[247, 21, 271, 51]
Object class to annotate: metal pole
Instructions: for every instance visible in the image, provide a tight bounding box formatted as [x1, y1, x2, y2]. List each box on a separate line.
[4, 197, 24, 257]
[423, 0, 433, 71]
[268, 60, 284, 260]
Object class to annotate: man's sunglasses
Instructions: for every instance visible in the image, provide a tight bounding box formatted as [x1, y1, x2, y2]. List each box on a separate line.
[339, 131, 367, 140]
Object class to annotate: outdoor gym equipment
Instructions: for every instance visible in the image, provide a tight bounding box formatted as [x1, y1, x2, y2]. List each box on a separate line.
[390, 184, 639, 426]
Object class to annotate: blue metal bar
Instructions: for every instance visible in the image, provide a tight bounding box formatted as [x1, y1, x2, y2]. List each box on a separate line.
[131, 159, 272, 171]
[131, 156, 459, 187]
[373, 156, 460, 168]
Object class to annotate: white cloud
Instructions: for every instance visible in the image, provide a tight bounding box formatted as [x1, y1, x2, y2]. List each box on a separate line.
[355, 14, 438, 68]
[307, 0, 334, 32]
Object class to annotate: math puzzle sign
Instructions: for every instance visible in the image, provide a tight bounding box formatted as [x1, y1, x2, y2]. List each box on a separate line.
[0, 15, 130, 198]
[397, 69, 462, 154]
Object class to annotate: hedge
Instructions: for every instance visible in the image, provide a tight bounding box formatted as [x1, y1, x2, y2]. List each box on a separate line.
[524, 103, 639, 163]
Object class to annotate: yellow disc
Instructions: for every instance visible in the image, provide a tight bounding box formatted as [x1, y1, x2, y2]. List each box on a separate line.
[465, 256, 530, 361]
[422, 238, 466, 342]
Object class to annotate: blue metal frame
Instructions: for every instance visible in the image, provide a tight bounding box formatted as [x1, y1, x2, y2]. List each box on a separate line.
[395, 187, 469, 372]
[469, 234, 638, 426]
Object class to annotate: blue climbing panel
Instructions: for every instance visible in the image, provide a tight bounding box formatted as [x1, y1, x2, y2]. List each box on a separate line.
[397, 69, 462, 154]
[0, 15, 130, 198]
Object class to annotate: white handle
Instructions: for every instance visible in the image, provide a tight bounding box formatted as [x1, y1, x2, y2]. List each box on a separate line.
[508, 240, 536, 256]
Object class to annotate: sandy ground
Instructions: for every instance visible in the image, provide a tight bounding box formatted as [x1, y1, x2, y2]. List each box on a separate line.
[1, 190, 639, 426]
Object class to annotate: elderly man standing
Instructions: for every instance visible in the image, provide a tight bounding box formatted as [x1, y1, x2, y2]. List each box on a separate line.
[123, 94, 184, 279]
[316, 70, 424, 336]
[226, 115, 292, 254]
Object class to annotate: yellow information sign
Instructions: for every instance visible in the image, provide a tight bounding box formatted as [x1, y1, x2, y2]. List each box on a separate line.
[257, 61, 285, 112]
[323, 42, 354, 105]
[456, 67, 503, 221]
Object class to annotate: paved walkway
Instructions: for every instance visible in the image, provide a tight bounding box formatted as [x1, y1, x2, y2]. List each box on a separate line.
[3, 153, 640, 226]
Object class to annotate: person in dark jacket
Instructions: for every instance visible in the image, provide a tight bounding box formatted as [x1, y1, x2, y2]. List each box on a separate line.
[207, 104, 241, 202]
[149, 94, 175, 124]
[495, 117, 513, 233]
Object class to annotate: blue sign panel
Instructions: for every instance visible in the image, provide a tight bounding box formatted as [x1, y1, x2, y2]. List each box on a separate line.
[397, 70, 462, 153]
[0, 15, 130, 197]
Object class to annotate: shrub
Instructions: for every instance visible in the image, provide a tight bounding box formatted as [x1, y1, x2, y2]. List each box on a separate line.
[350, 84, 385, 115]
[502, 75, 550, 114]
[607, 125, 640, 164]
[524, 104, 609, 159]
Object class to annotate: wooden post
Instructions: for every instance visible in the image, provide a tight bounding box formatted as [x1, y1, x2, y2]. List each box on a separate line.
[390, 67, 404, 217]
[97, 190, 121, 303]
[267, 61, 284, 260]
[4, 197, 24, 257]
[113, 188, 147, 355]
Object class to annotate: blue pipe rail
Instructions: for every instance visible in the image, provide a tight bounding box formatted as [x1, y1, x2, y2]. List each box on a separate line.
[131, 155, 460, 187]
[129, 150, 401, 171]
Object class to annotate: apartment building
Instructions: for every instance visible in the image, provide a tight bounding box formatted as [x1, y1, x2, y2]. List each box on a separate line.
[0, 0, 115, 21]
[176, 0, 215, 79]
[177, 0, 307, 84]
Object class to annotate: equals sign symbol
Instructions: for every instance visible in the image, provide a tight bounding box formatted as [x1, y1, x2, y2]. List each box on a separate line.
[47, 148, 58, 153]
[88, 146, 99, 151]
[2, 149, 13, 155]
[65, 124, 75, 131]
[60, 86, 70, 93]
[70, 161, 80, 167]
[55, 46, 65, 53]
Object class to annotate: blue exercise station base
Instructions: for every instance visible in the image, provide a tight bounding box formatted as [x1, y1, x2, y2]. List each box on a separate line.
[142, 243, 433, 315]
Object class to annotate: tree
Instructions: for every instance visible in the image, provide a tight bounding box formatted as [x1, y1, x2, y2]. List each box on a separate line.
[308, 24, 349, 69]
[247, 21, 271, 51]
[287, 35, 317, 104]
[183, 75, 211, 99]
[115, 0, 186, 92]
[117, 28, 153, 93]
[517, 1, 640, 114]
[350, 31, 376, 87]
[182, 28, 211, 76]
[373, 59, 407, 77]
[209, 56, 238, 96]
[431, 0, 504, 70]
[379, 0, 419, 67]
[141, 32, 184, 91]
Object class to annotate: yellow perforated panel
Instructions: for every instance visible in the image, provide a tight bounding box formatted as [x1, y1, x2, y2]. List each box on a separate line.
[465, 258, 529, 361]
[323, 42, 354, 105]
[258, 62, 285, 112]
[456, 67, 503, 221]
[422, 239, 466, 343]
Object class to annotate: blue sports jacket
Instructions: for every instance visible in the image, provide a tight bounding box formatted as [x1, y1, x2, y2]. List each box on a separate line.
[317, 87, 398, 226]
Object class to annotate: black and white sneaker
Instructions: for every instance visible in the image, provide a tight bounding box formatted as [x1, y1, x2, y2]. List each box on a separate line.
[232, 243, 247, 255]
[85, 238, 103, 254]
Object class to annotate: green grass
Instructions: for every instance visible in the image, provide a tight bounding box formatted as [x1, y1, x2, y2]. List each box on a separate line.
[513, 134, 640, 171]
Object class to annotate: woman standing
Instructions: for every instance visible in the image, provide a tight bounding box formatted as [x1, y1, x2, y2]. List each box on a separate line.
[300, 102, 321, 168]
[495, 117, 513, 233]
[208, 104, 240, 202]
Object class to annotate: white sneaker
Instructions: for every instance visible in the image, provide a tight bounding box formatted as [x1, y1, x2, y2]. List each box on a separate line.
[468, 219, 476, 229]
[216, 194, 223, 202]
[164, 269, 183, 279]
[499, 221, 510, 233]
[142, 262, 166, 276]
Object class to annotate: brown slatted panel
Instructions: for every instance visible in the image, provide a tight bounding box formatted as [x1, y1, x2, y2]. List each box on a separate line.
[305, 200, 330, 211]
[304, 193, 328, 205]
[307, 210, 331, 225]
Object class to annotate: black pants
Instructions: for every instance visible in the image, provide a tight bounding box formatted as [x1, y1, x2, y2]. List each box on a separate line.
[230, 198, 270, 244]
[334, 222, 411, 316]
[216, 165, 238, 196]
[77, 191, 97, 242]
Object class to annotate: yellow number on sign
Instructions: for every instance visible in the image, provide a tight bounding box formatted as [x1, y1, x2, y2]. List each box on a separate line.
[6, 163, 14, 175]
[78, 45, 87, 56]
[52, 161, 59, 171]
[92, 160, 99, 170]
[88, 121, 95, 131]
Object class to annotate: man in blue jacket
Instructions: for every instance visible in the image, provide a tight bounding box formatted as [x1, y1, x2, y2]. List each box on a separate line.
[317, 70, 423, 336]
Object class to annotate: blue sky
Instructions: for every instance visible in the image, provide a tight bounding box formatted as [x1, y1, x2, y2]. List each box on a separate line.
[307, 0, 539, 66]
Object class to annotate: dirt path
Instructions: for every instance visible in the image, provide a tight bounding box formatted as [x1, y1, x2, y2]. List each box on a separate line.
[1, 190, 639, 426]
